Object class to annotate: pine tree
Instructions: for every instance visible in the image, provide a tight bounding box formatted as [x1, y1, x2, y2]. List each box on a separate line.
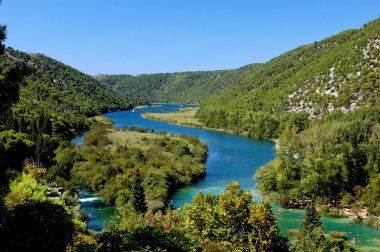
[290, 200, 327, 251]
[301, 200, 323, 233]
[0, 24, 6, 55]
[132, 168, 147, 213]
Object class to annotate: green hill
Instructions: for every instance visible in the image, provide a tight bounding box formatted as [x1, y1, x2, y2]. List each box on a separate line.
[4, 48, 132, 116]
[98, 19, 380, 216]
[0, 48, 133, 167]
[197, 19, 380, 137]
[96, 63, 261, 104]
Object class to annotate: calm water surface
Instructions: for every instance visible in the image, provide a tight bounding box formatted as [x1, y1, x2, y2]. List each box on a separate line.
[76, 104, 380, 250]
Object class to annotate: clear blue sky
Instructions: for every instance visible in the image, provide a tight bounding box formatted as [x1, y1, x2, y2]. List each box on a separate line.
[0, 0, 379, 75]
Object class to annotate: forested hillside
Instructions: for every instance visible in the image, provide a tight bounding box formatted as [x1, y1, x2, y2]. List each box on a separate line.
[0, 47, 133, 176]
[96, 63, 260, 104]
[197, 19, 380, 137]
[100, 19, 380, 227]
[4, 48, 132, 116]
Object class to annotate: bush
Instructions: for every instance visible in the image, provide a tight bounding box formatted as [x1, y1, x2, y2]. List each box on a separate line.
[362, 217, 380, 230]
[329, 231, 347, 240]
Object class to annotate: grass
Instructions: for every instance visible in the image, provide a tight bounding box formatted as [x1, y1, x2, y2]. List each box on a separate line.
[106, 127, 199, 153]
[134, 105, 148, 109]
[142, 108, 205, 128]
[88, 115, 115, 126]
[142, 108, 238, 136]
[107, 129, 163, 150]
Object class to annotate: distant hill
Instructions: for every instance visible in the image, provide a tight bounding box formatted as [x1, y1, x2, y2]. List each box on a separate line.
[96, 63, 261, 104]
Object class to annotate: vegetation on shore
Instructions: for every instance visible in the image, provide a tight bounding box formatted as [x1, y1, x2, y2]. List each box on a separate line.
[67, 121, 208, 211]
[255, 107, 380, 227]
[108, 18, 380, 231]
[142, 107, 205, 127]
[142, 107, 239, 134]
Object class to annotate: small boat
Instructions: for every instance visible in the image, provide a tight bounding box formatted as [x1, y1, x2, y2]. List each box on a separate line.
[132, 109, 135, 112]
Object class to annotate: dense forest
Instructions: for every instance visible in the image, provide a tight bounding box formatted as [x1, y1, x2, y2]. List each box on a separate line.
[96, 63, 260, 104]
[66, 122, 208, 212]
[0, 47, 133, 174]
[196, 20, 380, 138]
[202, 19, 380, 227]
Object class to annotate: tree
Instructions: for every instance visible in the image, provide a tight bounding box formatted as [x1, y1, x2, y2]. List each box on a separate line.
[181, 182, 288, 251]
[301, 200, 323, 232]
[3, 173, 47, 210]
[289, 201, 327, 252]
[132, 168, 147, 213]
[248, 201, 282, 252]
[0, 24, 5, 54]
[0, 200, 75, 252]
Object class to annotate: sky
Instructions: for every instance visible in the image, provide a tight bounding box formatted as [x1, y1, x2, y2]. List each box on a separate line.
[0, 1, 379, 75]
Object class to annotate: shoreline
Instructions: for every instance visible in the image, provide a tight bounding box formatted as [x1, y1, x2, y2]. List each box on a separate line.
[141, 107, 249, 137]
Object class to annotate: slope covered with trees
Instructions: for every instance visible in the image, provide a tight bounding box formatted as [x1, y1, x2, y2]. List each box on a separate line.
[4, 48, 132, 116]
[0, 44, 134, 251]
[192, 19, 380, 222]
[197, 19, 380, 138]
[0, 48, 133, 167]
[96, 63, 261, 104]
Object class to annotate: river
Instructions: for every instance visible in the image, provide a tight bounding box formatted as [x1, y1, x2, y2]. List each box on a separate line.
[75, 104, 380, 251]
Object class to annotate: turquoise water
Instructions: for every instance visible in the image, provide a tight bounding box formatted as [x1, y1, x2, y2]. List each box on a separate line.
[78, 190, 116, 231]
[77, 104, 379, 250]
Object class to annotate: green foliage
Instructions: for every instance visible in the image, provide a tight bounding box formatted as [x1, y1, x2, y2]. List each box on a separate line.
[0, 58, 25, 113]
[0, 24, 6, 54]
[0, 47, 132, 169]
[3, 172, 47, 210]
[83, 125, 112, 147]
[0, 130, 34, 169]
[2, 48, 132, 116]
[256, 107, 380, 209]
[361, 174, 380, 215]
[132, 169, 147, 213]
[97, 64, 261, 105]
[181, 182, 286, 251]
[361, 216, 380, 230]
[67, 233, 99, 252]
[96, 210, 190, 252]
[301, 201, 323, 232]
[67, 126, 207, 211]
[248, 201, 282, 252]
[289, 202, 355, 252]
[195, 19, 380, 141]
[0, 200, 75, 252]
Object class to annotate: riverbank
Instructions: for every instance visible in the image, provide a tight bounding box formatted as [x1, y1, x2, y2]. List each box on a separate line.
[134, 105, 149, 109]
[87, 104, 380, 250]
[75, 121, 208, 214]
[141, 107, 242, 136]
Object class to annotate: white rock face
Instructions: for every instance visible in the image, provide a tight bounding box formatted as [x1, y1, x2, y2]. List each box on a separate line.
[328, 67, 335, 84]
[325, 87, 339, 97]
[327, 103, 335, 112]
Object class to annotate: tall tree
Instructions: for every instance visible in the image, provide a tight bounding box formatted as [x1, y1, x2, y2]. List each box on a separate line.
[0, 25, 5, 54]
[248, 201, 282, 252]
[301, 200, 323, 232]
[132, 168, 147, 213]
[289, 201, 327, 252]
